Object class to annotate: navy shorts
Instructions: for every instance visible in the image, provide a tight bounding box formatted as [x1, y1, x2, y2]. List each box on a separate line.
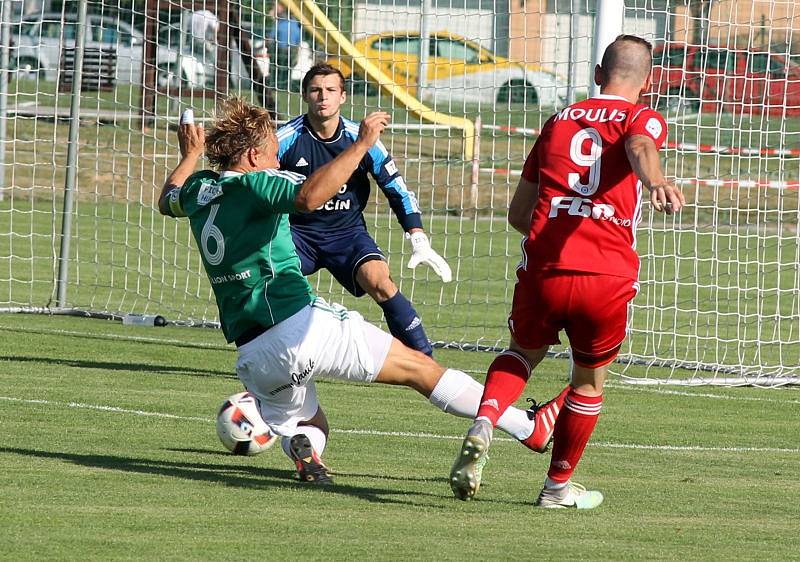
[291, 227, 386, 297]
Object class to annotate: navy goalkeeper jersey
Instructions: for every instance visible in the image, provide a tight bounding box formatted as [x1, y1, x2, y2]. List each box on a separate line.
[277, 115, 422, 233]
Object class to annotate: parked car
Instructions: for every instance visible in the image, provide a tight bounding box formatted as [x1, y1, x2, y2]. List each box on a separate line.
[11, 13, 312, 90]
[327, 31, 566, 106]
[12, 14, 144, 83]
[649, 43, 800, 115]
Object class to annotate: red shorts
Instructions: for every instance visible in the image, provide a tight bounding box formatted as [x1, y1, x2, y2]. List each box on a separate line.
[508, 270, 638, 368]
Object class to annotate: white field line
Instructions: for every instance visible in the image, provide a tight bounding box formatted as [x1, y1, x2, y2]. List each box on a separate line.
[604, 381, 800, 405]
[3, 325, 799, 406]
[0, 325, 231, 350]
[1, 395, 798, 455]
[0, 396, 212, 422]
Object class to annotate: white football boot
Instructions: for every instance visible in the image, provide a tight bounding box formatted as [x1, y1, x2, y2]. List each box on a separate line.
[534, 480, 604, 509]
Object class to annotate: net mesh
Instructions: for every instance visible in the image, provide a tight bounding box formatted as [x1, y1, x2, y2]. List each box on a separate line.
[0, 0, 798, 385]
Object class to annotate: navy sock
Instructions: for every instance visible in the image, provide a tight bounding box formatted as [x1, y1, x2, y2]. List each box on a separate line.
[378, 292, 433, 356]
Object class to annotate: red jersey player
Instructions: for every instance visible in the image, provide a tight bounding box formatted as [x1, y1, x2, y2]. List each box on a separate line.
[450, 35, 685, 508]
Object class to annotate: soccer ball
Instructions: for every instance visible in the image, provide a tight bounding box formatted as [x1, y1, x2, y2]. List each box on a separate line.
[216, 391, 278, 455]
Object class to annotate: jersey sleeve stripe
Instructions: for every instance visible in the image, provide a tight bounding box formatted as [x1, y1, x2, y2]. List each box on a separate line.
[630, 107, 648, 123]
[342, 117, 360, 133]
[383, 177, 420, 214]
[367, 141, 390, 176]
[277, 116, 305, 158]
[342, 119, 361, 142]
[166, 187, 186, 217]
[261, 169, 307, 184]
[277, 115, 304, 140]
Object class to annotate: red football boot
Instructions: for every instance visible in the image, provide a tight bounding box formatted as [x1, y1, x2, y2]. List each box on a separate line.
[520, 386, 570, 453]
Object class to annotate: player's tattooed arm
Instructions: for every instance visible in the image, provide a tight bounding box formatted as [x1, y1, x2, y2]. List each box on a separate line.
[158, 121, 205, 216]
[508, 177, 540, 235]
[625, 134, 685, 215]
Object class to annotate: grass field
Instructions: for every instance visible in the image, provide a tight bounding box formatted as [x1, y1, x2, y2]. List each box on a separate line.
[2, 189, 799, 381]
[1, 313, 799, 560]
[4, 33, 800, 560]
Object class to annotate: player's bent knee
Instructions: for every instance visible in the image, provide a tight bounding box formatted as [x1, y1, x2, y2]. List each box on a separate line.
[375, 338, 443, 394]
[368, 277, 398, 303]
[356, 261, 396, 301]
[572, 344, 621, 369]
[298, 407, 329, 436]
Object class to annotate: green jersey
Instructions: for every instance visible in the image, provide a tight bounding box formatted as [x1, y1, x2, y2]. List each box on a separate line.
[166, 168, 315, 343]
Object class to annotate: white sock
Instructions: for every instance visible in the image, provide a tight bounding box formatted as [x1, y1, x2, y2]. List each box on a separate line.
[280, 425, 328, 461]
[429, 368, 534, 440]
[545, 477, 568, 490]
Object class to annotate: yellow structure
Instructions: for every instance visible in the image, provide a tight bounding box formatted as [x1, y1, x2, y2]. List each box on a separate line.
[280, 0, 475, 161]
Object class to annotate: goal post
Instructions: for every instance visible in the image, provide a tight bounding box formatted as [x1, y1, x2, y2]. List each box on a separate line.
[590, 0, 624, 98]
[0, 0, 798, 387]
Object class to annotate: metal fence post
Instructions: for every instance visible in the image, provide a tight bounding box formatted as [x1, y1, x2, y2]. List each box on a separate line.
[417, 0, 432, 102]
[56, 0, 90, 307]
[590, 0, 624, 98]
[0, 0, 11, 203]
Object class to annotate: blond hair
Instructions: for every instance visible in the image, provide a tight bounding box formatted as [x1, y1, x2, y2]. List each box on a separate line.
[205, 97, 275, 170]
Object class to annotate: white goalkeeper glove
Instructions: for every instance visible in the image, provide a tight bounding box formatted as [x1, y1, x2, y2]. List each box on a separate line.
[406, 231, 452, 283]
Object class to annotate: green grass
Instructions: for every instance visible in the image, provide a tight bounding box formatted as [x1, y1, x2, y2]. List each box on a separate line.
[12, 76, 799, 179]
[1, 193, 799, 380]
[0, 313, 799, 560]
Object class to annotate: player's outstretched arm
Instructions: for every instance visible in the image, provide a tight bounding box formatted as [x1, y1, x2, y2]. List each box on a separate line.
[295, 111, 390, 212]
[508, 177, 539, 235]
[406, 229, 452, 282]
[158, 120, 205, 216]
[625, 134, 685, 215]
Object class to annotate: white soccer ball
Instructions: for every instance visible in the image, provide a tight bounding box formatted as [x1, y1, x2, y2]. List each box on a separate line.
[216, 391, 277, 455]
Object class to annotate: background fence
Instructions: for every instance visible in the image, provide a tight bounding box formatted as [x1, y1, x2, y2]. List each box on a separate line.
[0, 0, 799, 385]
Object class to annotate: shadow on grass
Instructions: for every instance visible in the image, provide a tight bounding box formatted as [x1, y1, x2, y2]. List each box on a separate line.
[0, 354, 236, 379]
[1, 446, 530, 508]
[165, 447, 448, 484]
[0, 324, 233, 354]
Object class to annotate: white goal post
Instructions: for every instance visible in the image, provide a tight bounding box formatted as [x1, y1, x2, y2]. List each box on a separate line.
[0, 0, 798, 387]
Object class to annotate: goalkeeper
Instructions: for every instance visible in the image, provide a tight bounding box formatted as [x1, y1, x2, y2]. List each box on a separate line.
[158, 97, 561, 486]
[275, 63, 450, 356]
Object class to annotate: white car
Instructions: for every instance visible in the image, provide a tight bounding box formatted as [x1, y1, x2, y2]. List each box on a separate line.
[12, 14, 144, 83]
[329, 31, 567, 107]
[10, 13, 307, 90]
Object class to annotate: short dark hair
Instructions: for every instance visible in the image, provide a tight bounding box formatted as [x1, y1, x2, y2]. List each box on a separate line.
[302, 63, 346, 94]
[600, 34, 653, 85]
[614, 34, 653, 54]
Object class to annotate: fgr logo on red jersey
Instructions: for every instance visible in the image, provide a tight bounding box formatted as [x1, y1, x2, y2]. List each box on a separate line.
[548, 196, 632, 227]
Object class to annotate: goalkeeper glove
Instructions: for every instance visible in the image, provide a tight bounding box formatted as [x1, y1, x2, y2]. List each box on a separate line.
[406, 231, 452, 283]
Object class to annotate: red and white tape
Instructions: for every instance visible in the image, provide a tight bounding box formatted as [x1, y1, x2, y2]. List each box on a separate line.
[478, 168, 797, 190]
[479, 124, 800, 158]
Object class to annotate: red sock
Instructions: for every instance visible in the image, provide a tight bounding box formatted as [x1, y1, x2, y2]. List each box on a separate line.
[547, 389, 603, 483]
[475, 351, 531, 426]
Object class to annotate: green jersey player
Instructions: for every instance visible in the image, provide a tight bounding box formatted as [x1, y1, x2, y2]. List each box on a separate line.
[158, 97, 564, 488]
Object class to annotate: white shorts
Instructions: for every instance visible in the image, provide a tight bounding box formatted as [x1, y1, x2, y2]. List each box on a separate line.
[234, 299, 393, 436]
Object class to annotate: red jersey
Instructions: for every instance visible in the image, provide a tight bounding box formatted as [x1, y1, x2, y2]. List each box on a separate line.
[520, 94, 667, 280]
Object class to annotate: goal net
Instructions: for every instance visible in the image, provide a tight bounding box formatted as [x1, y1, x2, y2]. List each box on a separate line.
[0, 0, 797, 386]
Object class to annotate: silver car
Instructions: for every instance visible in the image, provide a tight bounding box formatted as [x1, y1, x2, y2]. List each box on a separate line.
[12, 13, 144, 83]
[11, 13, 276, 88]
